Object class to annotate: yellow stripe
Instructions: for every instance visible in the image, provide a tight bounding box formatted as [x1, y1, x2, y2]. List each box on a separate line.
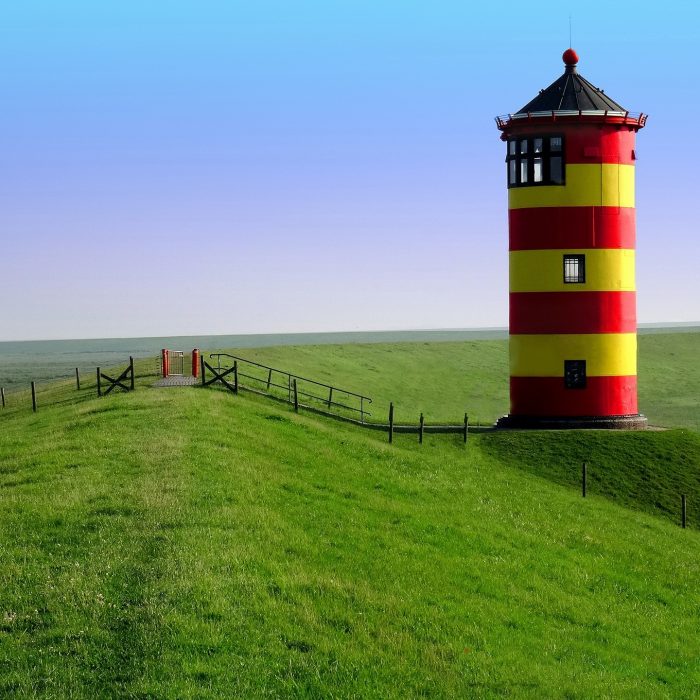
[510, 249, 635, 292]
[508, 163, 635, 209]
[510, 333, 637, 377]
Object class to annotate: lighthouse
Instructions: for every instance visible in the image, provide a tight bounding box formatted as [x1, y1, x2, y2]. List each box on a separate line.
[495, 49, 647, 429]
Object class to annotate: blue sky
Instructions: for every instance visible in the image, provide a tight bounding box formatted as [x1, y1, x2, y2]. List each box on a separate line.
[1, 1, 698, 340]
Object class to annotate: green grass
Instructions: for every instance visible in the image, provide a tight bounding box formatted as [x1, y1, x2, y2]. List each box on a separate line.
[638, 332, 700, 431]
[2, 349, 700, 697]
[208, 340, 509, 427]
[4, 331, 699, 430]
[211, 332, 700, 431]
[479, 428, 700, 526]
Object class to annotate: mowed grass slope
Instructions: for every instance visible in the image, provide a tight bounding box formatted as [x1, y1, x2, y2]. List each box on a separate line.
[2, 381, 700, 697]
[208, 339, 509, 426]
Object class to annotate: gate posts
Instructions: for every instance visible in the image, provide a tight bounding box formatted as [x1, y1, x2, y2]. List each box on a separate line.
[192, 349, 200, 378]
[161, 349, 169, 378]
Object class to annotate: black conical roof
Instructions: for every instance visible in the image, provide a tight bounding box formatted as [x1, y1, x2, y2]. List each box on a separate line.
[516, 49, 627, 114]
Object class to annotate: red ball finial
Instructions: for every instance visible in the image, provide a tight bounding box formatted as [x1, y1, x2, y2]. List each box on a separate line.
[563, 48, 579, 66]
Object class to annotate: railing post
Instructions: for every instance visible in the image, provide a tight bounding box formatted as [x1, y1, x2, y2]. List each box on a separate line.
[234, 361, 239, 395]
[419, 413, 424, 444]
[129, 357, 135, 390]
[582, 462, 587, 498]
[75, 367, 80, 391]
[97, 368, 102, 397]
[388, 402, 394, 444]
[464, 413, 468, 443]
[1, 387, 5, 409]
[682, 494, 687, 529]
[293, 379, 299, 412]
[31, 381, 37, 413]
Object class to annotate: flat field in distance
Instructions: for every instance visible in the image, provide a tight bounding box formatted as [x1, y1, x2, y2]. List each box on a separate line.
[210, 331, 700, 431]
[3, 329, 698, 430]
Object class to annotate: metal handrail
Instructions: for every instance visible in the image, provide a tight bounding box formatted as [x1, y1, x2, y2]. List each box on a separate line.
[209, 353, 373, 421]
[495, 110, 647, 128]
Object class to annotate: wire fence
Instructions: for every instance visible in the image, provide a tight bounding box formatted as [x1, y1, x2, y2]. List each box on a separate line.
[0, 356, 161, 417]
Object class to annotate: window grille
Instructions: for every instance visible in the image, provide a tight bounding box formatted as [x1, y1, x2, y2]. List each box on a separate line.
[563, 254, 586, 284]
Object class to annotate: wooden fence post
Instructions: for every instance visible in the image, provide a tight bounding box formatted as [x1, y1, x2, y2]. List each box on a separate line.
[31, 382, 37, 413]
[682, 494, 687, 529]
[97, 368, 102, 397]
[200, 355, 206, 385]
[388, 402, 394, 444]
[419, 413, 424, 444]
[234, 361, 239, 395]
[293, 379, 299, 412]
[328, 387, 333, 410]
[464, 413, 468, 443]
[582, 462, 587, 498]
[129, 357, 135, 390]
[75, 368, 80, 391]
[1, 387, 5, 409]
[266, 368, 272, 390]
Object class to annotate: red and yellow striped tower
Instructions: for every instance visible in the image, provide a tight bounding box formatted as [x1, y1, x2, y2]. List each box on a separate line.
[495, 49, 647, 428]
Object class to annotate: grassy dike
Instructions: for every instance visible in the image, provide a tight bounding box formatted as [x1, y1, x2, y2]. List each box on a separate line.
[1, 360, 700, 697]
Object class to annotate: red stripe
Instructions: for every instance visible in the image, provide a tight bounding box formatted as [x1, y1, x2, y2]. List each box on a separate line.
[510, 291, 636, 334]
[561, 126, 636, 165]
[510, 376, 638, 417]
[510, 207, 635, 251]
[502, 124, 636, 165]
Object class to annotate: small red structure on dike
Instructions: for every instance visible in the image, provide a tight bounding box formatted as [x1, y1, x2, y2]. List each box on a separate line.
[161, 348, 199, 379]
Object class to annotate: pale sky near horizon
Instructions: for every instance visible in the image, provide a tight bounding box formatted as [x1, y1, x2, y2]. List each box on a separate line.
[2, 1, 698, 341]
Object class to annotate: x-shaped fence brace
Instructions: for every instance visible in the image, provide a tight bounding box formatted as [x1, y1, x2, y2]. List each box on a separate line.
[201, 359, 238, 394]
[97, 357, 135, 396]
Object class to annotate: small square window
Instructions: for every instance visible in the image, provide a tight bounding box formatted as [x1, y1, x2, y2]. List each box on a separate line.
[509, 140, 516, 156]
[519, 139, 528, 155]
[563, 254, 585, 283]
[565, 360, 587, 389]
[550, 136, 562, 151]
[533, 138, 543, 153]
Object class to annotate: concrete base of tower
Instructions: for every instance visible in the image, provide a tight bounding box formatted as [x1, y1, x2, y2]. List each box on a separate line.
[495, 414, 648, 430]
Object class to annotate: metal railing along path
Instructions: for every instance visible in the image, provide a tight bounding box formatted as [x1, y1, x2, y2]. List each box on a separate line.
[209, 353, 372, 423]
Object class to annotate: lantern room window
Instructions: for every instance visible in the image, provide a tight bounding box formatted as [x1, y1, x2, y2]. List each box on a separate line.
[507, 135, 565, 187]
[563, 254, 586, 284]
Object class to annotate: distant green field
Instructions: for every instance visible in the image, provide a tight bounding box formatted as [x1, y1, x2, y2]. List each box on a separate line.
[210, 331, 700, 431]
[3, 331, 699, 431]
[1, 342, 700, 697]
